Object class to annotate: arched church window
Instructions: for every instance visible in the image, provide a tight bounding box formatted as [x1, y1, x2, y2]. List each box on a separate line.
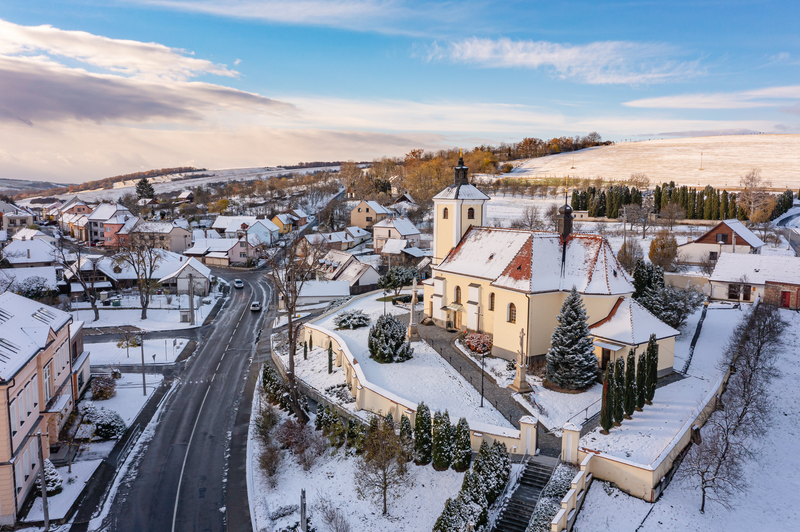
[508, 303, 516, 323]
[467, 207, 475, 220]
[455, 286, 461, 303]
[443, 207, 449, 219]
[489, 293, 495, 311]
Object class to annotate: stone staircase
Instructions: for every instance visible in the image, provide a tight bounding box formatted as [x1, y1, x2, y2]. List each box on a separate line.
[492, 456, 558, 532]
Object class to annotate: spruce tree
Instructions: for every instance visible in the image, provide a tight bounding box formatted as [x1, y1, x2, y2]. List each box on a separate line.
[600, 365, 613, 434]
[490, 441, 511, 501]
[461, 471, 488, 526]
[136, 177, 155, 199]
[646, 334, 659, 404]
[399, 414, 414, 461]
[327, 342, 332, 373]
[414, 402, 432, 465]
[303, 341, 308, 361]
[432, 411, 453, 471]
[545, 286, 598, 390]
[385, 412, 395, 431]
[613, 358, 625, 426]
[451, 418, 472, 472]
[624, 349, 636, 419]
[636, 351, 647, 411]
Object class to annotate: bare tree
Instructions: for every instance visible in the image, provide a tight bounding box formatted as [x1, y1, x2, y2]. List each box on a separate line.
[698, 251, 716, 276]
[545, 203, 559, 231]
[264, 236, 321, 422]
[355, 415, 411, 515]
[315, 493, 351, 532]
[510, 205, 546, 230]
[660, 202, 686, 230]
[52, 237, 103, 322]
[113, 232, 165, 320]
[627, 196, 655, 238]
[629, 172, 650, 190]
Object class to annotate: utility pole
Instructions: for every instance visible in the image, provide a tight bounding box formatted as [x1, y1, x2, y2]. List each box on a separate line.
[140, 333, 147, 396]
[300, 489, 307, 532]
[37, 432, 49, 531]
[188, 272, 195, 326]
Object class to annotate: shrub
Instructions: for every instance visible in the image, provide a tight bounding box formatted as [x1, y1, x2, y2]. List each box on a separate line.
[35, 459, 63, 496]
[333, 309, 370, 330]
[276, 418, 328, 470]
[260, 443, 281, 487]
[465, 333, 493, 354]
[93, 409, 127, 440]
[255, 402, 279, 443]
[262, 364, 290, 410]
[367, 314, 413, 363]
[91, 375, 117, 400]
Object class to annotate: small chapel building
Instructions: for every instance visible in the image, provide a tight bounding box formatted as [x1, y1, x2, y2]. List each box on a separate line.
[422, 158, 678, 377]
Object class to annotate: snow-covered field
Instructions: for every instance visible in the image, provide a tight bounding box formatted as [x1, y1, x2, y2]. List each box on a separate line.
[574, 309, 800, 531]
[23, 459, 104, 523]
[313, 296, 514, 427]
[579, 307, 745, 464]
[87, 338, 189, 366]
[71, 294, 219, 331]
[507, 135, 800, 189]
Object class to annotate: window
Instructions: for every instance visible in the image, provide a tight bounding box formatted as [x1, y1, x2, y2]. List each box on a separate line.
[366, 208, 370, 213]
[358, 208, 361, 212]
[508, 303, 516, 323]
[489, 293, 495, 311]
[455, 286, 461, 303]
[10, 400, 17, 436]
[25, 384, 32, 416]
[159, 236, 165, 241]
[240, 253, 247, 258]
[716, 233, 729, 243]
[78, 371, 84, 390]
[44, 363, 52, 402]
[709, 251, 718, 261]
[467, 207, 475, 220]
[366, 216, 372, 222]
[31, 378, 38, 408]
[443, 207, 449, 219]
[240, 242, 246, 247]
[23, 449, 30, 481]
[105, 237, 111, 242]
[15, 455, 23, 492]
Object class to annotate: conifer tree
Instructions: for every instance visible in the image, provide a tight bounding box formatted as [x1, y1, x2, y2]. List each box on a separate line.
[399, 414, 414, 461]
[136, 177, 155, 199]
[414, 402, 432, 465]
[432, 411, 453, 471]
[433, 497, 466, 532]
[451, 418, 472, 472]
[613, 358, 625, 426]
[545, 286, 598, 390]
[600, 365, 613, 434]
[490, 441, 511, 501]
[636, 351, 647, 410]
[460, 471, 488, 526]
[303, 341, 308, 361]
[624, 349, 636, 419]
[385, 412, 395, 431]
[645, 334, 659, 404]
[327, 342, 332, 373]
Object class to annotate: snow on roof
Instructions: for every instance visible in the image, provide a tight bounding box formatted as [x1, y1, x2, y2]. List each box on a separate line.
[0, 230, 6, 242]
[178, 190, 193, 199]
[381, 239, 408, 254]
[206, 252, 230, 259]
[336, 262, 376, 286]
[291, 208, 309, 218]
[346, 226, 370, 238]
[0, 292, 71, 381]
[298, 280, 350, 298]
[373, 217, 420, 236]
[185, 238, 239, 254]
[252, 218, 280, 233]
[173, 218, 190, 230]
[720, 219, 765, 248]
[402, 246, 426, 258]
[95, 249, 187, 281]
[0, 266, 58, 291]
[438, 228, 532, 280]
[432, 183, 490, 200]
[590, 297, 679, 346]
[3, 239, 56, 264]
[274, 213, 299, 225]
[192, 229, 220, 241]
[133, 221, 175, 234]
[212, 215, 257, 231]
[159, 257, 211, 283]
[11, 228, 47, 241]
[709, 252, 800, 285]
[364, 201, 388, 214]
[305, 231, 354, 245]
[88, 203, 127, 221]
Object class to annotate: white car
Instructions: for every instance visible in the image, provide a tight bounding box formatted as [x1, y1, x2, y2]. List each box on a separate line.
[233, 279, 244, 289]
[250, 301, 262, 311]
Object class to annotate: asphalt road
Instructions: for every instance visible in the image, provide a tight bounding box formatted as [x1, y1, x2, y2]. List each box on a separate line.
[776, 211, 800, 256]
[88, 268, 274, 532]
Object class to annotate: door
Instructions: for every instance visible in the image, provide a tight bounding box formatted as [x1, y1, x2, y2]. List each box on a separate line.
[781, 291, 791, 308]
[742, 285, 751, 301]
[455, 311, 462, 330]
[601, 348, 611, 369]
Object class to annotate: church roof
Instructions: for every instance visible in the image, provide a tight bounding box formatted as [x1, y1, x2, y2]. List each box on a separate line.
[433, 183, 490, 201]
[589, 296, 679, 346]
[436, 227, 634, 296]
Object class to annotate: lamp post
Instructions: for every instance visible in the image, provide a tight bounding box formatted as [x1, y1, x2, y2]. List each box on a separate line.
[140, 333, 147, 396]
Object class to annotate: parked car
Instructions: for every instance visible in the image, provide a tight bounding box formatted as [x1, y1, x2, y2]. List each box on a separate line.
[233, 279, 244, 289]
[250, 301, 261, 311]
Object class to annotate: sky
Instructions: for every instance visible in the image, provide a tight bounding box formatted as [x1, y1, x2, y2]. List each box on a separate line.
[0, 0, 799, 183]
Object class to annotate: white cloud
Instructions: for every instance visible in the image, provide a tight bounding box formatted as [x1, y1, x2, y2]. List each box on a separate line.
[624, 85, 800, 109]
[0, 18, 236, 81]
[429, 37, 701, 84]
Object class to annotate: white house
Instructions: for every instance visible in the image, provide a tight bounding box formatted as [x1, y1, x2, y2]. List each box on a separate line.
[2, 239, 57, 268]
[158, 257, 212, 296]
[677, 219, 765, 265]
[11, 228, 56, 244]
[373, 217, 421, 253]
[287, 280, 350, 308]
[709, 253, 800, 309]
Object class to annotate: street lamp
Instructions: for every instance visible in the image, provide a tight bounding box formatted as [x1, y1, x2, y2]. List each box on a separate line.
[480, 351, 486, 408]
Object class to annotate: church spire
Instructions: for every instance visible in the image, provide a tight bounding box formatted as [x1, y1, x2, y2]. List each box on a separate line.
[454, 152, 469, 185]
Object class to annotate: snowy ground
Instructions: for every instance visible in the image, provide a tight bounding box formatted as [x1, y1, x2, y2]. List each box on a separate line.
[73, 293, 215, 311]
[23, 459, 103, 522]
[70, 294, 219, 331]
[313, 296, 514, 427]
[578, 306, 745, 464]
[524, 377, 603, 436]
[273, 312, 311, 328]
[87, 338, 189, 366]
[455, 340, 515, 388]
[506, 135, 800, 189]
[249, 397, 464, 532]
[574, 308, 800, 531]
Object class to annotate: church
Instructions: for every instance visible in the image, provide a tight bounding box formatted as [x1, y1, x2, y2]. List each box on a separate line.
[422, 157, 679, 378]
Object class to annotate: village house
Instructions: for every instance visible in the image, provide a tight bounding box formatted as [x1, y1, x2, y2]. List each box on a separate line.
[158, 257, 212, 297]
[349, 200, 390, 229]
[11, 228, 56, 244]
[312, 249, 380, 294]
[0, 202, 36, 239]
[176, 190, 194, 204]
[0, 266, 60, 295]
[131, 221, 193, 253]
[422, 157, 677, 375]
[2, 239, 58, 268]
[289, 208, 309, 227]
[86, 204, 133, 245]
[301, 231, 355, 257]
[271, 213, 298, 234]
[677, 219, 765, 265]
[345, 226, 370, 246]
[41, 201, 63, 222]
[708, 252, 800, 308]
[0, 293, 76, 525]
[372, 217, 421, 253]
[184, 237, 257, 266]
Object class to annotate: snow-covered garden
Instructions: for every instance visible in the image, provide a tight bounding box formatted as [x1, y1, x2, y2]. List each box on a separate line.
[87, 337, 189, 366]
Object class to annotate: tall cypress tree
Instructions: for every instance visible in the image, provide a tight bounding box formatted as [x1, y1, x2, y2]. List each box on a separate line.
[545, 286, 598, 390]
[432, 410, 453, 471]
[600, 365, 613, 434]
[624, 349, 636, 419]
[636, 351, 647, 411]
[327, 342, 332, 373]
[452, 418, 472, 472]
[613, 358, 625, 426]
[303, 341, 308, 361]
[414, 402, 432, 465]
[646, 334, 659, 404]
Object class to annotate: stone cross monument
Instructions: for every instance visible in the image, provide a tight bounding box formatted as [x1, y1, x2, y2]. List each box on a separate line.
[407, 277, 420, 340]
[510, 328, 532, 393]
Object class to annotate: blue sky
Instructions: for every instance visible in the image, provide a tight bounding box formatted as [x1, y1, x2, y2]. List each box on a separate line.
[0, 0, 798, 182]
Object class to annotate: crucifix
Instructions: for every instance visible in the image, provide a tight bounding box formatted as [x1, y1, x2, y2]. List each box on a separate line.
[509, 328, 532, 393]
[407, 277, 420, 340]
